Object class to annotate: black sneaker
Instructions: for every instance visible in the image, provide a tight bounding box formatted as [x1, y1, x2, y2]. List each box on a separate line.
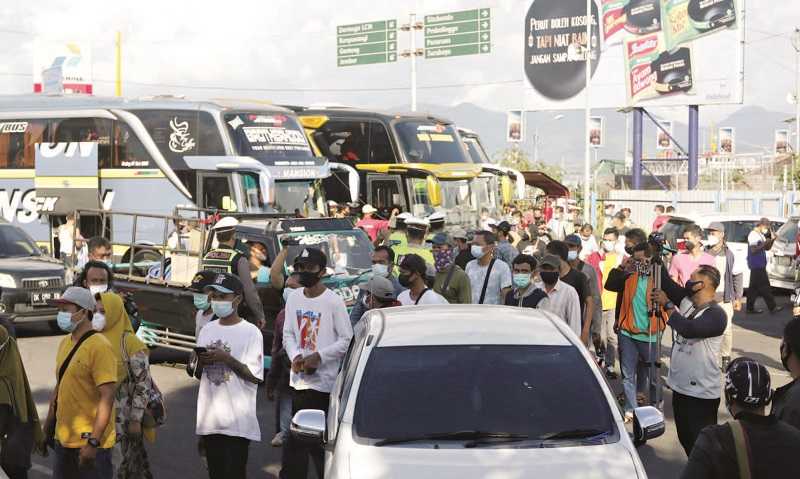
[770, 306, 785, 314]
[747, 309, 764, 314]
[605, 367, 618, 380]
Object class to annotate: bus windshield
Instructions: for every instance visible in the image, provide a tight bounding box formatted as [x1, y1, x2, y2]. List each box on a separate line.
[462, 136, 490, 164]
[273, 180, 326, 217]
[225, 112, 314, 163]
[440, 180, 473, 210]
[394, 121, 469, 164]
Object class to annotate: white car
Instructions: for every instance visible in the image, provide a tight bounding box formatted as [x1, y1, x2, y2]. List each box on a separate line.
[660, 214, 786, 287]
[768, 216, 799, 291]
[290, 305, 664, 479]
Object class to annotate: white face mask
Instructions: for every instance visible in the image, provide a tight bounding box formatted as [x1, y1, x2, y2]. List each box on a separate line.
[602, 240, 615, 252]
[89, 284, 108, 295]
[91, 312, 106, 331]
[371, 263, 389, 277]
[706, 235, 720, 247]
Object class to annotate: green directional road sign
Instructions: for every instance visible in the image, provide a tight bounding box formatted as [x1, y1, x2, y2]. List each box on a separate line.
[423, 8, 491, 59]
[336, 19, 397, 67]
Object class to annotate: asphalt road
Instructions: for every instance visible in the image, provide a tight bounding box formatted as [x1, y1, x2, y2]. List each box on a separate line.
[14, 293, 795, 479]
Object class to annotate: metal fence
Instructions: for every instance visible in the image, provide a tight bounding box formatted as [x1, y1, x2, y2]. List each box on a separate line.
[592, 190, 798, 229]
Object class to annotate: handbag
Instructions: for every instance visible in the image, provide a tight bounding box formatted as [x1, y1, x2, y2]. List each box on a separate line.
[121, 332, 166, 428]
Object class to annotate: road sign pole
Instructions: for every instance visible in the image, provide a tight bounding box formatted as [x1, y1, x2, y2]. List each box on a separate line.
[583, 0, 592, 224]
[411, 13, 417, 112]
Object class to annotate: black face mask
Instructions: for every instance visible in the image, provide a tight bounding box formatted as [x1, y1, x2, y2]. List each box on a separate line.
[624, 245, 635, 255]
[684, 240, 696, 252]
[540, 271, 559, 285]
[684, 279, 703, 297]
[398, 273, 413, 288]
[298, 271, 321, 288]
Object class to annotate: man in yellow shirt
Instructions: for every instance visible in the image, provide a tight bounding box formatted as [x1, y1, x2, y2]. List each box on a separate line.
[599, 228, 622, 380]
[391, 217, 434, 267]
[46, 287, 117, 478]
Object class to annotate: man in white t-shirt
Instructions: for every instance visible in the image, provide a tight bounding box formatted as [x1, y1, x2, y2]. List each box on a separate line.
[195, 273, 264, 479]
[397, 253, 449, 306]
[282, 247, 353, 479]
[465, 230, 512, 305]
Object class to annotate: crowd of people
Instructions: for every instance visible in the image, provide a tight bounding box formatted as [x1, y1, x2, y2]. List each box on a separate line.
[2, 200, 800, 478]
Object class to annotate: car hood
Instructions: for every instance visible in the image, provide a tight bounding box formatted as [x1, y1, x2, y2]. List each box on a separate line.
[0, 256, 65, 275]
[349, 442, 641, 479]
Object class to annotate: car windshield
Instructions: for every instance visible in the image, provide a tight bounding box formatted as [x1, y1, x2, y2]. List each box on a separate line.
[280, 230, 373, 274]
[394, 121, 469, 164]
[354, 345, 615, 445]
[661, 219, 693, 248]
[0, 225, 41, 258]
[462, 137, 489, 164]
[775, 219, 797, 243]
[225, 112, 314, 163]
[720, 220, 785, 243]
[273, 180, 326, 217]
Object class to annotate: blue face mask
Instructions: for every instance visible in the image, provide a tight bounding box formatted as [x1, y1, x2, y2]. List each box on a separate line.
[211, 301, 235, 318]
[193, 293, 210, 311]
[57, 311, 77, 332]
[513, 273, 531, 289]
[471, 245, 486, 259]
[567, 250, 579, 261]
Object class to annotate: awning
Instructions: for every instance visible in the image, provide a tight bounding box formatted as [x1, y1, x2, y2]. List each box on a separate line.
[521, 171, 570, 198]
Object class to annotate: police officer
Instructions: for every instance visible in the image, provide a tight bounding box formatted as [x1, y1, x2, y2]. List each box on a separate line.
[201, 217, 266, 329]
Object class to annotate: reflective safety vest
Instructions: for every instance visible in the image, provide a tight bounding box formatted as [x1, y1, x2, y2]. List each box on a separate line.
[200, 247, 241, 275]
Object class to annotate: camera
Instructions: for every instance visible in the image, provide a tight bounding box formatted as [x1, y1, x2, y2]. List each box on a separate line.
[649, 232, 677, 255]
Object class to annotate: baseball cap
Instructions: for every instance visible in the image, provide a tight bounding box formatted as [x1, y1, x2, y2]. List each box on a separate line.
[293, 247, 327, 270]
[707, 221, 725, 232]
[724, 357, 773, 408]
[212, 216, 239, 232]
[430, 232, 452, 246]
[362, 204, 377, 214]
[50, 287, 96, 310]
[540, 254, 562, 269]
[450, 226, 468, 240]
[496, 221, 512, 233]
[399, 254, 427, 276]
[428, 211, 446, 223]
[189, 270, 217, 293]
[486, 218, 499, 228]
[362, 276, 397, 301]
[204, 272, 244, 295]
[564, 234, 582, 246]
[758, 217, 771, 226]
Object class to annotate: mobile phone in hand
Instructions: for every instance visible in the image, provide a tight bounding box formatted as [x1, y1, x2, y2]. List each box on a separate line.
[193, 347, 207, 354]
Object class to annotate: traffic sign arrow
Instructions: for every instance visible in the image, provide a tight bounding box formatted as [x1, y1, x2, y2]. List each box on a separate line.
[480, 21, 489, 29]
[481, 32, 489, 41]
[480, 8, 490, 18]
[389, 31, 396, 40]
[388, 53, 397, 62]
[480, 43, 490, 53]
[388, 42, 396, 50]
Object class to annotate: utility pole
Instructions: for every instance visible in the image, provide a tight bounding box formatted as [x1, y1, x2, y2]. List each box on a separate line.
[115, 31, 122, 97]
[400, 14, 424, 112]
[583, 0, 593, 223]
[792, 27, 800, 190]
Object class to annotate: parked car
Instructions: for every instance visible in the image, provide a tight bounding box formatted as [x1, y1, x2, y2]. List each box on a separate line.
[661, 214, 785, 287]
[768, 216, 799, 291]
[0, 222, 66, 330]
[290, 305, 664, 479]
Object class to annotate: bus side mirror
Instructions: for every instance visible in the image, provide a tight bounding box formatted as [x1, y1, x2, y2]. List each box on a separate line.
[222, 196, 237, 212]
[427, 175, 442, 207]
[500, 176, 513, 204]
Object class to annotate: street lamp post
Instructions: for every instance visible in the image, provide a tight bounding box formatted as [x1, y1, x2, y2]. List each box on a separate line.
[401, 14, 424, 112]
[583, 0, 593, 224]
[792, 28, 800, 189]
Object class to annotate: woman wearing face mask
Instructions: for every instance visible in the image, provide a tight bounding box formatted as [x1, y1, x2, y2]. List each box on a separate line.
[96, 292, 155, 478]
[0, 324, 44, 479]
[78, 261, 143, 334]
[652, 265, 728, 457]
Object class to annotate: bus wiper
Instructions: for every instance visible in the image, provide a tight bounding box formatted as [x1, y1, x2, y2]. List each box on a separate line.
[375, 430, 528, 447]
[536, 428, 609, 441]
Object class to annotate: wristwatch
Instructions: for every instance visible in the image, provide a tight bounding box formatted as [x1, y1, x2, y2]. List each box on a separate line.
[87, 437, 100, 448]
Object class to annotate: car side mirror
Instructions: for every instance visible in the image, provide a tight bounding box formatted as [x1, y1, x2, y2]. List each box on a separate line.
[633, 406, 665, 447]
[290, 409, 326, 444]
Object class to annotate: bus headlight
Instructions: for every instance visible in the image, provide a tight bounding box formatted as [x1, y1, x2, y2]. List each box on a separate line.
[0, 274, 17, 289]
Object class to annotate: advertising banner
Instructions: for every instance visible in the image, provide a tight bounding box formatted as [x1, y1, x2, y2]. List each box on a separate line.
[523, 0, 742, 110]
[774, 129, 790, 155]
[33, 40, 93, 94]
[656, 120, 674, 150]
[718, 127, 735, 155]
[589, 116, 604, 147]
[507, 110, 523, 142]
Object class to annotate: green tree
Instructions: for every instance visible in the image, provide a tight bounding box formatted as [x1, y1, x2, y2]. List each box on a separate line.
[493, 147, 565, 181]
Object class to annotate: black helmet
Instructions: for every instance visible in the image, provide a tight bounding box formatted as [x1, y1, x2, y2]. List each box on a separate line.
[724, 357, 773, 408]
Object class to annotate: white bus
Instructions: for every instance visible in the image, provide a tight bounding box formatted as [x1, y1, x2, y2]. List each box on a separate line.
[0, 94, 358, 251]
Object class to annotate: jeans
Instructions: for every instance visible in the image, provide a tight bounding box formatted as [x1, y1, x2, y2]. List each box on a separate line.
[619, 333, 661, 412]
[277, 389, 292, 434]
[672, 391, 720, 456]
[202, 434, 249, 479]
[280, 389, 330, 479]
[53, 443, 113, 479]
[719, 301, 734, 358]
[746, 268, 776, 312]
[601, 309, 618, 371]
